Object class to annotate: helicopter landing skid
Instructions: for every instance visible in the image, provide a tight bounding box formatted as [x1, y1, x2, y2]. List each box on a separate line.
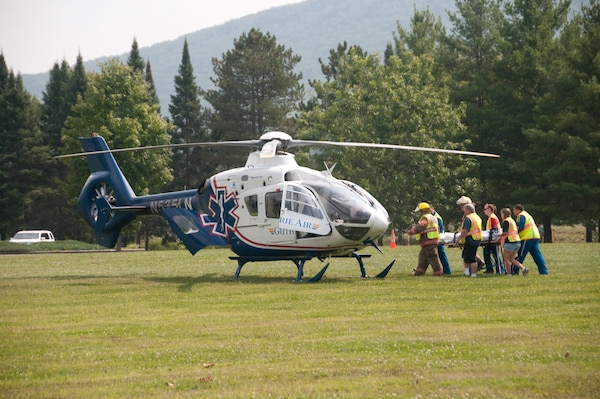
[229, 256, 330, 283]
[341, 252, 395, 278]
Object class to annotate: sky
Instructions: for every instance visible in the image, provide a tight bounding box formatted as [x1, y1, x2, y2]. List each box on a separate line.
[0, 0, 305, 75]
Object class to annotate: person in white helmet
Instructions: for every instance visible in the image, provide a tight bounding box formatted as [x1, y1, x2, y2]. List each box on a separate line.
[456, 203, 483, 277]
[456, 196, 486, 271]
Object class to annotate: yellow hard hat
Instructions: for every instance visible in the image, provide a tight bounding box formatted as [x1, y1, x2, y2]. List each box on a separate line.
[413, 202, 430, 212]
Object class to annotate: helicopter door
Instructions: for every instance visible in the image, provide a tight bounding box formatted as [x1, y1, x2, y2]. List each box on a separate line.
[264, 190, 295, 243]
[280, 184, 331, 236]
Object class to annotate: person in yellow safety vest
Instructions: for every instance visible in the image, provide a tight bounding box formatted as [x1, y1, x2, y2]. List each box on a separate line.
[483, 203, 503, 274]
[456, 196, 486, 270]
[455, 203, 482, 277]
[513, 204, 549, 274]
[498, 208, 528, 276]
[407, 202, 443, 276]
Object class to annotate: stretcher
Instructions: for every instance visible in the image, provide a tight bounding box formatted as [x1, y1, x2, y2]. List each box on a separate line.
[440, 230, 505, 274]
[438, 229, 502, 245]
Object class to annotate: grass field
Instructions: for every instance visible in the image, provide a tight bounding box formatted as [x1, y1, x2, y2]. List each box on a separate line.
[1, 243, 599, 398]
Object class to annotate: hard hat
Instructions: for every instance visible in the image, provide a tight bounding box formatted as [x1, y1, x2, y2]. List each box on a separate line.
[456, 196, 472, 206]
[413, 202, 431, 212]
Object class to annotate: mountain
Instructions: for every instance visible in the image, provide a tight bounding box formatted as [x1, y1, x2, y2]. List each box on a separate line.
[21, 0, 457, 112]
[20, 0, 585, 113]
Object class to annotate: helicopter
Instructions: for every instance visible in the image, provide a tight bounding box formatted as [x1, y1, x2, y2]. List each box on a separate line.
[58, 131, 499, 282]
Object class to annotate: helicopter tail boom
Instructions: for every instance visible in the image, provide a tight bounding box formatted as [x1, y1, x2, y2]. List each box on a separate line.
[76, 135, 232, 250]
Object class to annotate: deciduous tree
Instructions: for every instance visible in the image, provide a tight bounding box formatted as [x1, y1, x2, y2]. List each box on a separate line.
[299, 49, 474, 229]
[62, 58, 173, 202]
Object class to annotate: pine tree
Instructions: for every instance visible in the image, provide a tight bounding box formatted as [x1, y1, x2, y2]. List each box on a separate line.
[69, 53, 88, 107]
[518, 0, 600, 242]
[0, 54, 47, 238]
[392, 6, 446, 61]
[145, 59, 160, 112]
[318, 41, 365, 82]
[444, 0, 504, 204]
[39, 55, 88, 239]
[495, 0, 571, 241]
[206, 28, 304, 169]
[127, 38, 146, 74]
[168, 39, 208, 190]
[40, 60, 71, 149]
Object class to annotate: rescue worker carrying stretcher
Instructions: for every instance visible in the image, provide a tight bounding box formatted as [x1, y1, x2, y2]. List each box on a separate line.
[407, 202, 444, 276]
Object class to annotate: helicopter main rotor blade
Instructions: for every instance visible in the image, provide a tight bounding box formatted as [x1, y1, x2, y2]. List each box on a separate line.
[54, 140, 262, 159]
[55, 132, 499, 159]
[289, 140, 500, 158]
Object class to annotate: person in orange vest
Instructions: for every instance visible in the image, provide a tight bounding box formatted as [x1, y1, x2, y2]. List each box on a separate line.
[407, 202, 444, 276]
[499, 208, 528, 276]
[455, 203, 483, 277]
[513, 204, 548, 274]
[483, 203, 503, 274]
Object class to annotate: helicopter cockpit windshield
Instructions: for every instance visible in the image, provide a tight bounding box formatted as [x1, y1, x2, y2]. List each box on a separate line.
[304, 181, 372, 225]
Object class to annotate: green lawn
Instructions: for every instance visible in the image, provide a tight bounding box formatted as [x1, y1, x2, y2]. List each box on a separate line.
[1, 243, 598, 398]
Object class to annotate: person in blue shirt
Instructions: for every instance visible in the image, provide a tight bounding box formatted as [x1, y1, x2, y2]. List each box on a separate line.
[430, 204, 452, 274]
[456, 203, 483, 277]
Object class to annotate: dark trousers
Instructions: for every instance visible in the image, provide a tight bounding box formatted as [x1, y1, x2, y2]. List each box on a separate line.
[483, 244, 503, 273]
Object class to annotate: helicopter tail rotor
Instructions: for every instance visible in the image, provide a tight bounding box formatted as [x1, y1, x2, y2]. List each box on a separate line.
[76, 135, 140, 247]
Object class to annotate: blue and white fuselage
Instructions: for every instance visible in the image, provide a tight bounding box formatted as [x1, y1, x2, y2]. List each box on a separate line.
[75, 133, 392, 280]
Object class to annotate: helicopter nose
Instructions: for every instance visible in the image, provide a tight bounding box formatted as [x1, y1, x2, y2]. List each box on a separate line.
[370, 209, 390, 238]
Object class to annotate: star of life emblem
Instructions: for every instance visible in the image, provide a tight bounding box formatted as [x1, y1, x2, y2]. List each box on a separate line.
[205, 178, 239, 237]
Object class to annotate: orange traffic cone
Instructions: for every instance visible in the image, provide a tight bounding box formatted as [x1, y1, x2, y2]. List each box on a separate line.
[390, 230, 396, 249]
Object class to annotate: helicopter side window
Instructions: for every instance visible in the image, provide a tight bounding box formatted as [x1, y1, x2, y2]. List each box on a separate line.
[265, 191, 282, 218]
[244, 195, 258, 216]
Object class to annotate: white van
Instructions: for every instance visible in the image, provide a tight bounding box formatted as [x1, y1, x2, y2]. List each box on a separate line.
[9, 230, 55, 244]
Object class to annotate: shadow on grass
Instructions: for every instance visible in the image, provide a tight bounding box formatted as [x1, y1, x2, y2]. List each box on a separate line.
[145, 274, 223, 291]
[36, 271, 355, 291]
[145, 273, 350, 291]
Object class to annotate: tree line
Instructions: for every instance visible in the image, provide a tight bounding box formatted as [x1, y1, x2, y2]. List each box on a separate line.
[0, 0, 598, 244]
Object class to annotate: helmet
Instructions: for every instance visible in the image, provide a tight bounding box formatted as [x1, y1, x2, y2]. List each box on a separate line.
[456, 196, 472, 206]
[413, 202, 431, 212]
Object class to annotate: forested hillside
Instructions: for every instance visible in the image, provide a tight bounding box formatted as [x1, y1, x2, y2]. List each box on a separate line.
[22, 0, 456, 110]
[3, 0, 598, 246]
[22, 0, 586, 112]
